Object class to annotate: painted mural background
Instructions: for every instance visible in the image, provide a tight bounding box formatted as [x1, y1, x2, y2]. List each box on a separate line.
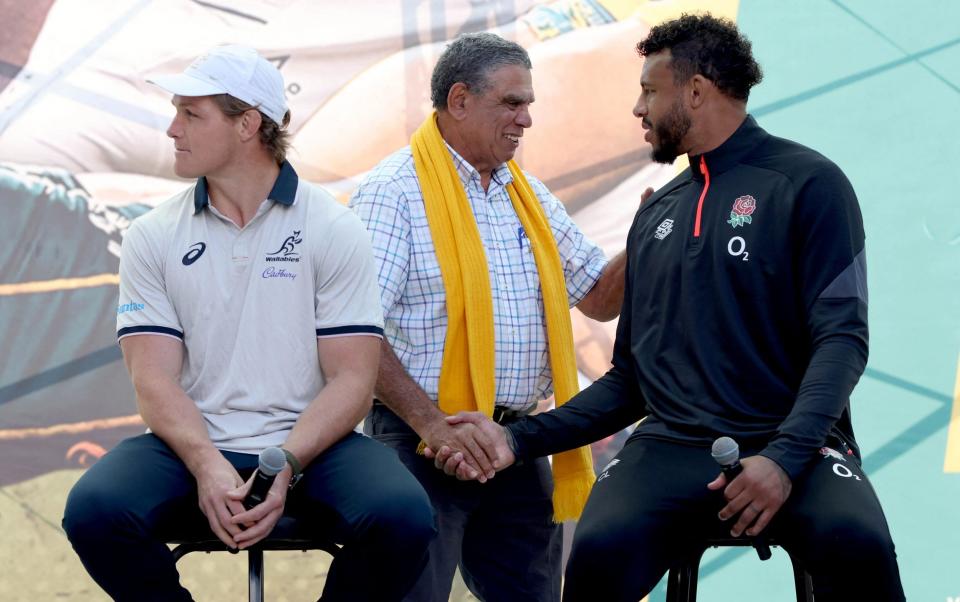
[1, 0, 957, 599]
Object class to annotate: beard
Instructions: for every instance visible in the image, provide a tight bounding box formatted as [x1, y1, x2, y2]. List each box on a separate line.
[649, 98, 691, 164]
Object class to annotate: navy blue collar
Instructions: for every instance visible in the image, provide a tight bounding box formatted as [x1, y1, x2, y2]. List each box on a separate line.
[193, 161, 299, 214]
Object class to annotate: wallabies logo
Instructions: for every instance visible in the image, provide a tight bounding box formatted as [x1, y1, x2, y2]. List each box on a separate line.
[266, 230, 302, 262]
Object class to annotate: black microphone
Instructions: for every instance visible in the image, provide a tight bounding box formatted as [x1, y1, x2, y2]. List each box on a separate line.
[243, 446, 287, 510]
[711, 437, 772, 561]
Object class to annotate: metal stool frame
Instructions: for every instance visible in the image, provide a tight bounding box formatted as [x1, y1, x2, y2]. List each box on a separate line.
[665, 536, 813, 602]
[169, 517, 339, 602]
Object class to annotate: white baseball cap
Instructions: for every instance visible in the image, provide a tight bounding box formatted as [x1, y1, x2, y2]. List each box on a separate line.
[148, 45, 288, 125]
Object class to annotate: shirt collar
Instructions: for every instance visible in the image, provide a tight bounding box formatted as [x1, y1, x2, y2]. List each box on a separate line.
[443, 142, 514, 191]
[688, 114, 769, 181]
[193, 160, 299, 214]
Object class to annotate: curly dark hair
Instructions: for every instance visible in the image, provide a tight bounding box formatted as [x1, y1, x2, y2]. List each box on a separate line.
[636, 13, 763, 101]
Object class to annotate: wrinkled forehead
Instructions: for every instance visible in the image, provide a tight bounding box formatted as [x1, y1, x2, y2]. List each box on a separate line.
[481, 63, 535, 102]
[171, 95, 214, 109]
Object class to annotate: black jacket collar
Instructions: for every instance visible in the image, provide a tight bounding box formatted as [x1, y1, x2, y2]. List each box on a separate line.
[689, 115, 768, 181]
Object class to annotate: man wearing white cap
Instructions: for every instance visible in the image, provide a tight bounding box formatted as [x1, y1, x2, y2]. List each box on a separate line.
[62, 45, 436, 601]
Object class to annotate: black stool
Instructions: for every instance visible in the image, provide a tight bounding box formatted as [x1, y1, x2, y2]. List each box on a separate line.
[665, 536, 813, 602]
[169, 516, 339, 602]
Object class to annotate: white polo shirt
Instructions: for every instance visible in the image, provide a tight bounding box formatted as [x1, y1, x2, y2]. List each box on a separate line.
[116, 162, 383, 453]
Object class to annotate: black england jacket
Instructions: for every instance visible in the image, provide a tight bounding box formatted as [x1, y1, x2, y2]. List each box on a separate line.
[509, 115, 868, 480]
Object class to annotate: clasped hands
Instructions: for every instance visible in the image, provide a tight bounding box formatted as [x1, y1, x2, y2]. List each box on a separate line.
[424, 414, 793, 540]
[195, 454, 292, 550]
[420, 411, 515, 482]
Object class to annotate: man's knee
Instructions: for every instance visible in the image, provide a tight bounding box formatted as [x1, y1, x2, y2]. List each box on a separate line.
[564, 524, 633, 602]
[361, 481, 437, 547]
[387, 492, 437, 547]
[62, 474, 130, 547]
[792, 511, 903, 599]
[803, 507, 895, 556]
[844, 520, 896, 558]
[564, 507, 672, 602]
[566, 515, 635, 578]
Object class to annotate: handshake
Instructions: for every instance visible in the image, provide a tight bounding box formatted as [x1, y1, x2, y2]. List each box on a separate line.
[420, 411, 518, 483]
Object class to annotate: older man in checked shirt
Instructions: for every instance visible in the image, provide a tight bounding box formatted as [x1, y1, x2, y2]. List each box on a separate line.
[349, 33, 635, 602]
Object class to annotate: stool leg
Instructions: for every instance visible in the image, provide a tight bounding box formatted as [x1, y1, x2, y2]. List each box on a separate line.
[248, 548, 264, 602]
[789, 555, 813, 602]
[665, 548, 705, 602]
[665, 563, 696, 602]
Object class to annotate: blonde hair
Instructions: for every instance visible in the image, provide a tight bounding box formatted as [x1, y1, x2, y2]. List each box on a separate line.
[211, 94, 291, 164]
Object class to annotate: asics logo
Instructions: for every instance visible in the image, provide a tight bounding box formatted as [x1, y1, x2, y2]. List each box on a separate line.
[182, 242, 206, 265]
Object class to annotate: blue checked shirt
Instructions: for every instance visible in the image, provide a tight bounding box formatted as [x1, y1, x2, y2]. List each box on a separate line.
[349, 145, 607, 409]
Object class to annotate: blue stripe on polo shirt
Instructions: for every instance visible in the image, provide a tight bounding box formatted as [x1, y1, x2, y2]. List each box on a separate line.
[267, 161, 299, 205]
[193, 160, 299, 213]
[315, 325, 384, 338]
[117, 325, 184, 340]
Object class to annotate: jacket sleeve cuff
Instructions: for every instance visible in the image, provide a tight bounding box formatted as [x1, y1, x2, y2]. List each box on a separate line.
[757, 446, 807, 483]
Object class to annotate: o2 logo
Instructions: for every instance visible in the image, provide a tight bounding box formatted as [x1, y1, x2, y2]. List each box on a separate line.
[832, 463, 862, 480]
[727, 236, 749, 261]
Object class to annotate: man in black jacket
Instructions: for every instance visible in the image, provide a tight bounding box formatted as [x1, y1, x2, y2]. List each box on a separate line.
[429, 14, 905, 601]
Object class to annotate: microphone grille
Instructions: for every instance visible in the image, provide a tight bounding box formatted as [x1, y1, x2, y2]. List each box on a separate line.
[259, 446, 287, 475]
[711, 436, 740, 466]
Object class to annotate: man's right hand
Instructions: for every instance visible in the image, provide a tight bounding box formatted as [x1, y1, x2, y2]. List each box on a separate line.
[193, 454, 247, 548]
[423, 411, 516, 480]
[707, 455, 793, 538]
[418, 414, 500, 482]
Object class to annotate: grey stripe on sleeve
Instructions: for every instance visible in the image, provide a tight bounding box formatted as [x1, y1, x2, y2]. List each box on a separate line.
[818, 249, 868, 304]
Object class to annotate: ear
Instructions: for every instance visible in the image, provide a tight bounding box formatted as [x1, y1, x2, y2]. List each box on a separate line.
[445, 82, 470, 120]
[237, 109, 262, 142]
[688, 74, 710, 110]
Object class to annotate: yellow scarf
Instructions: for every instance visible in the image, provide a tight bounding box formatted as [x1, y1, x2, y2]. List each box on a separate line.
[411, 112, 595, 521]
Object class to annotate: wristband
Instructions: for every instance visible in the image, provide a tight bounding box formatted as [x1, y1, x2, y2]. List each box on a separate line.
[281, 448, 303, 489]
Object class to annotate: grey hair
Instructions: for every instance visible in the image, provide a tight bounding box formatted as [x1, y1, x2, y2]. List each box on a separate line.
[430, 32, 532, 110]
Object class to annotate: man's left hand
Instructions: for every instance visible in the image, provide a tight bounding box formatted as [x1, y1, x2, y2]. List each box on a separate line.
[640, 186, 654, 205]
[226, 465, 292, 549]
[707, 455, 792, 537]
[423, 412, 516, 480]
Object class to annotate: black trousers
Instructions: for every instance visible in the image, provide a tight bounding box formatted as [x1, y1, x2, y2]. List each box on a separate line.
[563, 436, 905, 601]
[62, 432, 436, 602]
[366, 403, 563, 602]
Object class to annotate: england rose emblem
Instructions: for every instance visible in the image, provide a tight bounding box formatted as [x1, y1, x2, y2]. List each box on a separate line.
[727, 195, 756, 228]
